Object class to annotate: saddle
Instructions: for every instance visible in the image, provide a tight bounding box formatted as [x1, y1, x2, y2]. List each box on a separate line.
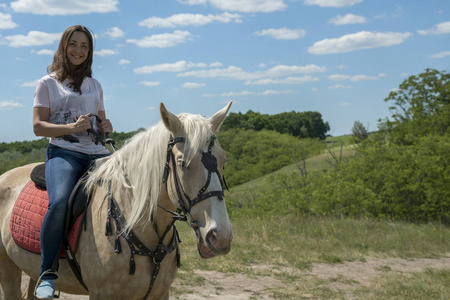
[10, 163, 91, 290]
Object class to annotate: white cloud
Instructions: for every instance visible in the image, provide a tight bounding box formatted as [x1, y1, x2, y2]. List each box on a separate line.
[255, 28, 306, 40]
[340, 102, 351, 106]
[418, 21, 450, 35]
[329, 14, 366, 25]
[178, 0, 207, 5]
[179, 64, 326, 81]
[2, 31, 61, 47]
[245, 76, 319, 85]
[308, 31, 412, 54]
[179, 0, 287, 13]
[329, 84, 351, 89]
[0, 100, 24, 110]
[304, 0, 362, 7]
[94, 49, 118, 56]
[350, 74, 378, 82]
[139, 12, 242, 29]
[126, 31, 192, 48]
[328, 74, 351, 81]
[210, 62, 223, 67]
[140, 81, 161, 87]
[328, 73, 378, 81]
[203, 89, 292, 97]
[10, 0, 118, 15]
[21, 80, 39, 87]
[378, 73, 387, 77]
[118, 59, 130, 65]
[0, 12, 18, 29]
[182, 82, 206, 88]
[34, 49, 54, 55]
[105, 27, 125, 39]
[430, 51, 450, 58]
[134, 60, 210, 74]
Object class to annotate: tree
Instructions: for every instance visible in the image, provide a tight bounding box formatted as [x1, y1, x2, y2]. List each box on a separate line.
[382, 68, 450, 140]
[221, 109, 330, 139]
[352, 121, 368, 142]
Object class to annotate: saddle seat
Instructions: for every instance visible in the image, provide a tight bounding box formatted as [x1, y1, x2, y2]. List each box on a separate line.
[10, 163, 90, 257]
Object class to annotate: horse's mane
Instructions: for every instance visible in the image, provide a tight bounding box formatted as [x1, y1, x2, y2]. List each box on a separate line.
[85, 112, 214, 233]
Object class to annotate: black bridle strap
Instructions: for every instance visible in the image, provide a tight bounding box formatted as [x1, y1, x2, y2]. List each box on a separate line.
[163, 135, 226, 216]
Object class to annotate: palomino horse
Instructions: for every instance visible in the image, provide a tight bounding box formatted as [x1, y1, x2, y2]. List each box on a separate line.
[0, 102, 233, 299]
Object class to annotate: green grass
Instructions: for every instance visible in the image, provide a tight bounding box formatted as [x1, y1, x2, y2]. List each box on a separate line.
[175, 216, 450, 272]
[354, 268, 450, 299]
[172, 216, 450, 299]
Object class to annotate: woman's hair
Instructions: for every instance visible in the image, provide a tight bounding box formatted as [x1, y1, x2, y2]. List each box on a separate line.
[47, 25, 94, 94]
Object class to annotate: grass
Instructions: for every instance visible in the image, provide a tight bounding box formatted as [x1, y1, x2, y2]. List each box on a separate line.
[175, 216, 450, 272]
[172, 216, 450, 299]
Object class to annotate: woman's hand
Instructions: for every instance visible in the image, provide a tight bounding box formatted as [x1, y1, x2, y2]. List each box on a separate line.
[73, 114, 93, 133]
[96, 111, 113, 136]
[98, 118, 113, 136]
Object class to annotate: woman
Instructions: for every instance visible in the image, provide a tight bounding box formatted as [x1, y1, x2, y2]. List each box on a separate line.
[32, 25, 113, 299]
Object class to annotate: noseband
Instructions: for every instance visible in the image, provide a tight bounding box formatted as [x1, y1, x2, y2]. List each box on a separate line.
[162, 135, 226, 218]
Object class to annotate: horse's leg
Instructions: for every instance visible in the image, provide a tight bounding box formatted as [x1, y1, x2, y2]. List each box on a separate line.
[160, 292, 169, 300]
[0, 256, 23, 299]
[22, 277, 38, 300]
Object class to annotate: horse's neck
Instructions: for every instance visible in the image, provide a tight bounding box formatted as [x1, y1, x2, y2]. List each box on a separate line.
[110, 185, 176, 246]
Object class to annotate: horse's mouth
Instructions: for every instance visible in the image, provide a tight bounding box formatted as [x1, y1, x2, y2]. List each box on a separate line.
[194, 228, 216, 259]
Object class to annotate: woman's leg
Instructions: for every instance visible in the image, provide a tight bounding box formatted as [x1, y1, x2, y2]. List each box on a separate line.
[40, 145, 89, 279]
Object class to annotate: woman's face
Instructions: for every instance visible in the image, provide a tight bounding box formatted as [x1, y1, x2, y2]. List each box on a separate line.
[66, 31, 90, 67]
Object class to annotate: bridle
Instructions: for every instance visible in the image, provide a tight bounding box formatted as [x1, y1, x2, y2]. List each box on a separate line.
[162, 135, 227, 224]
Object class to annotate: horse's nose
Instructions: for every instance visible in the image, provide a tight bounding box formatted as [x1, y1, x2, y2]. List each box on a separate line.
[206, 225, 233, 255]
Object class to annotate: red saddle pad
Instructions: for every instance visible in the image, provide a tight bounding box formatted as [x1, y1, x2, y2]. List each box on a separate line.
[10, 180, 82, 257]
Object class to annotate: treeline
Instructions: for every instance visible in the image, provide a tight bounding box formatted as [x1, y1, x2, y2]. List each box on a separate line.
[230, 69, 450, 223]
[221, 110, 330, 139]
[0, 130, 142, 175]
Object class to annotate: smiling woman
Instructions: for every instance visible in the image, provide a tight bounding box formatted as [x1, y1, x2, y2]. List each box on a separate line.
[31, 25, 114, 300]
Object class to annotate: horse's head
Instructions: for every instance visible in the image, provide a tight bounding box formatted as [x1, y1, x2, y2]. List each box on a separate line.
[160, 102, 233, 259]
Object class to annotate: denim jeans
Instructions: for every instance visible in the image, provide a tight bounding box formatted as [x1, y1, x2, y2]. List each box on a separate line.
[40, 144, 109, 279]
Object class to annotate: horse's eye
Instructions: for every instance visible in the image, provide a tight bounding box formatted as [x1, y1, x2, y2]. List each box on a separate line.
[177, 159, 188, 170]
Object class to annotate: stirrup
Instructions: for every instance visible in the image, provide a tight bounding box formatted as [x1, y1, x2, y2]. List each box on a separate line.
[34, 270, 61, 299]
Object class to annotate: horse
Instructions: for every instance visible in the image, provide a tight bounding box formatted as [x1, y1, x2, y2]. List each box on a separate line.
[0, 101, 233, 299]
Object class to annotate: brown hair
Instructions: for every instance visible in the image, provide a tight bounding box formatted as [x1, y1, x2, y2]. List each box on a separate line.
[47, 25, 94, 94]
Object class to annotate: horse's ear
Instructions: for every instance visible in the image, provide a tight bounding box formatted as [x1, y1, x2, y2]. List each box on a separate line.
[160, 103, 183, 135]
[209, 101, 232, 133]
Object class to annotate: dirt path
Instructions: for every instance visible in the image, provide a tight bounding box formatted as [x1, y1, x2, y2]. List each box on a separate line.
[17, 257, 450, 299]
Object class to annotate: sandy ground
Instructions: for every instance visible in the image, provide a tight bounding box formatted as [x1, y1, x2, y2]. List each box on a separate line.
[12, 257, 450, 299]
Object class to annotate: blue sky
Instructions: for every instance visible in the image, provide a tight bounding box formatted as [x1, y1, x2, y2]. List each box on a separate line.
[0, 0, 449, 142]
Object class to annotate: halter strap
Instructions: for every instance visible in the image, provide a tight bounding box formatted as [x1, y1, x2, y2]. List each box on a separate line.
[162, 135, 226, 218]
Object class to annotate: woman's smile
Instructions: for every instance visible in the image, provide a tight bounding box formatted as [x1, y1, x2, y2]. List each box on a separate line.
[67, 31, 89, 66]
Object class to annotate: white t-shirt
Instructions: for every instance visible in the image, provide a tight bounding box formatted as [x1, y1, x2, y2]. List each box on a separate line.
[33, 74, 110, 155]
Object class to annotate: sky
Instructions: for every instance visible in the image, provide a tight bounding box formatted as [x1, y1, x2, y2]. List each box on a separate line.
[0, 0, 449, 143]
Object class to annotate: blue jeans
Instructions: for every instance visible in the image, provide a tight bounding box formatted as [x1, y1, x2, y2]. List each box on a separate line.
[40, 144, 109, 279]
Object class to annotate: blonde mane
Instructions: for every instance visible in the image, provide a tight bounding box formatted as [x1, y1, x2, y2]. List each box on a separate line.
[85, 113, 214, 233]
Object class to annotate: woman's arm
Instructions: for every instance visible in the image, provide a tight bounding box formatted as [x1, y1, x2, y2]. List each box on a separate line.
[33, 107, 93, 138]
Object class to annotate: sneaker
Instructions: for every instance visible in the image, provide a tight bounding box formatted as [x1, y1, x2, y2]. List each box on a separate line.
[35, 279, 55, 299]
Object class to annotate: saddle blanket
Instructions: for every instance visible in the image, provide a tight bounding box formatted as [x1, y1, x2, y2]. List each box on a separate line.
[10, 180, 82, 257]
